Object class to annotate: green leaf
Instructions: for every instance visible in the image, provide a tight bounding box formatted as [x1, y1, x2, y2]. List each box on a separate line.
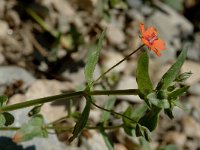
[122, 106, 136, 136]
[123, 105, 147, 125]
[136, 124, 143, 137]
[123, 125, 135, 136]
[3, 112, 14, 126]
[13, 115, 47, 142]
[157, 144, 178, 150]
[147, 93, 170, 109]
[0, 114, 6, 127]
[84, 30, 106, 86]
[123, 106, 134, 125]
[69, 95, 91, 142]
[100, 96, 116, 124]
[138, 106, 161, 131]
[0, 95, 8, 107]
[156, 47, 188, 90]
[132, 105, 148, 121]
[99, 123, 114, 150]
[163, 0, 184, 12]
[122, 105, 147, 136]
[164, 108, 174, 119]
[168, 86, 189, 100]
[136, 52, 153, 97]
[28, 104, 43, 117]
[142, 126, 151, 141]
[110, 0, 127, 9]
[136, 124, 151, 141]
[173, 101, 187, 111]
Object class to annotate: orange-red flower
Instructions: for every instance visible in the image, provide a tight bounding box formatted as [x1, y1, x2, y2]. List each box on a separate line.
[140, 23, 166, 56]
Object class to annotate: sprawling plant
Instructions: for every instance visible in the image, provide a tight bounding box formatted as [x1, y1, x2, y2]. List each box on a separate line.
[0, 24, 190, 149]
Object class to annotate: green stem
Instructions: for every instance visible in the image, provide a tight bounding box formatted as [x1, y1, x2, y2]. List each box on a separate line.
[90, 100, 137, 123]
[25, 7, 57, 37]
[0, 124, 124, 132]
[0, 127, 20, 131]
[45, 124, 123, 131]
[67, 99, 73, 117]
[87, 124, 124, 130]
[1, 89, 139, 112]
[89, 89, 139, 95]
[1, 91, 84, 112]
[92, 44, 144, 84]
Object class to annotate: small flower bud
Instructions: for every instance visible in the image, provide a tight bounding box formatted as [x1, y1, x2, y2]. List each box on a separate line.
[167, 85, 176, 92]
[28, 105, 42, 117]
[175, 72, 192, 82]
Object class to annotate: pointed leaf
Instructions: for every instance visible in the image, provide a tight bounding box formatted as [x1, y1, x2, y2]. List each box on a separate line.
[138, 106, 161, 131]
[122, 106, 134, 125]
[123, 105, 147, 136]
[173, 101, 187, 111]
[123, 125, 135, 136]
[84, 30, 106, 86]
[0, 114, 6, 127]
[156, 47, 188, 90]
[3, 112, 14, 126]
[12, 115, 47, 142]
[132, 105, 148, 121]
[136, 124, 151, 141]
[122, 105, 147, 126]
[100, 96, 116, 124]
[99, 123, 114, 150]
[69, 95, 91, 142]
[142, 126, 151, 141]
[147, 93, 170, 109]
[0, 95, 8, 107]
[164, 108, 174, 119]
[122, 106, 136, 136]
[168, 86, 189, 100]
[136, 124, 143, 137]
[136, 52, 153, 97]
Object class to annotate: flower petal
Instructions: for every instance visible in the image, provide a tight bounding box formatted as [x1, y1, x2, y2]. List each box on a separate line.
[153, 39, 165, 50]
[140, 23, 145, 35]
[141, 38, 151, 48]
[151, 47, 161, 56]
[143, 27, 157, 37]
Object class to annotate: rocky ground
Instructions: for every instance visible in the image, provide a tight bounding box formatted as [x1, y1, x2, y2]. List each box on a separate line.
[0, 0, 200, 149]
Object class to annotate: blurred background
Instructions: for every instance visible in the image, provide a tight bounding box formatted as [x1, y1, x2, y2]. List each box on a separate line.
[0, 0, 199, 149]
